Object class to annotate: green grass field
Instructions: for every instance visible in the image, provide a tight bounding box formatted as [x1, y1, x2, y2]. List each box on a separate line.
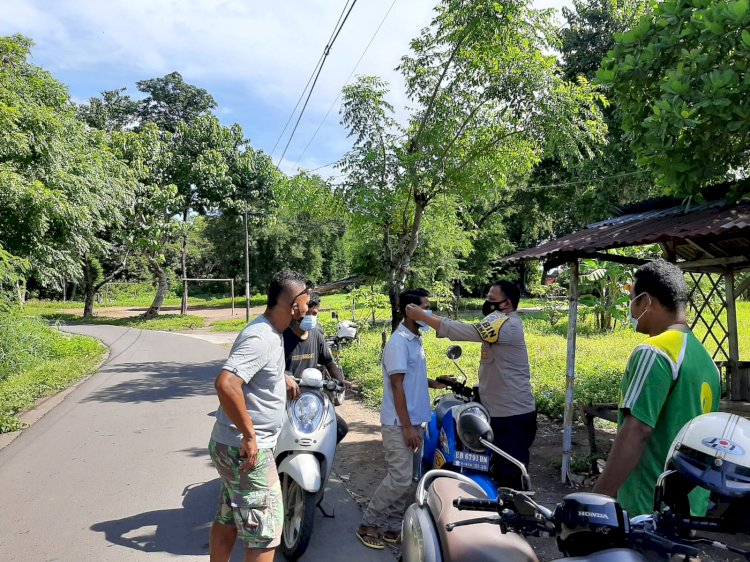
[0, 313, 106, 433]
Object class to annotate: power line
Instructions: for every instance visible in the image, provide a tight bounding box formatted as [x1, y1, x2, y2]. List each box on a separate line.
[293, 0, 399, 169]
[270, 1, 353, 157]
[275, 0, 360, 168]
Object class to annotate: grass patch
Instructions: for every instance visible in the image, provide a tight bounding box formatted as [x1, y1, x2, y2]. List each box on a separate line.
[0, 313, 105, 433]
[211, 318, 249, 332]
[38, 313, 205, 331]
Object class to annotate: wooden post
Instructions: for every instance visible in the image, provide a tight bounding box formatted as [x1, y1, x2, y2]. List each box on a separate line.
[230, 279, 235, 317]
[726, 269, 741, 399]
[182, 279, 188, 315]
[561, 260, 579, 483]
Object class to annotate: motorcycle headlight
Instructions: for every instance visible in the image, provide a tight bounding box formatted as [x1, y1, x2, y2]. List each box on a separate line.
[289, 393, 324, 434]
[461, 406, 489, 423]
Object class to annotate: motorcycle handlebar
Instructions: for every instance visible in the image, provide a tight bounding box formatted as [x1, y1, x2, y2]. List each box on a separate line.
[453, 497, 500, 512]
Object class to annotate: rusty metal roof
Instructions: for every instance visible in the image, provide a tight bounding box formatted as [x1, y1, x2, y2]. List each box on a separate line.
[503, 200, 750, 271]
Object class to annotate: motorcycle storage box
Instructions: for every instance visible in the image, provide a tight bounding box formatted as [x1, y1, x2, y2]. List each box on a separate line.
[555, 492, 629, 556]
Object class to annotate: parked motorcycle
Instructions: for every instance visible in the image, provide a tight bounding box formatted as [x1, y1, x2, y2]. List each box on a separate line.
[421, 345, 501, 499]
[404, 410, 750, 562]
[274, 367, 343, 560]
[325, 316, 358, 406]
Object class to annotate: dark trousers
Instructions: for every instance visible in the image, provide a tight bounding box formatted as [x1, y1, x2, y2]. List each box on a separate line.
[336, 413, 349, 444]
[489, 410, 537, 488]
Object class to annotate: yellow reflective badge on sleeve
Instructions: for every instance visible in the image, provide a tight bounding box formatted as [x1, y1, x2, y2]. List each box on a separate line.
[474, 311, 509, 343]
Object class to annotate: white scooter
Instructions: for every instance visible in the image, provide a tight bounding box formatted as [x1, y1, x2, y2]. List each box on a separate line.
[274, 367, 342, 560]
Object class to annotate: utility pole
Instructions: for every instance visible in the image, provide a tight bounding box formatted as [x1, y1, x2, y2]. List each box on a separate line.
[244, 200, 251, 322]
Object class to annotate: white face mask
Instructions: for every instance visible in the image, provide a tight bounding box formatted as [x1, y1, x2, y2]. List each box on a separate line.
[416, 309, 432, 332]
[629, 292, 650, 330]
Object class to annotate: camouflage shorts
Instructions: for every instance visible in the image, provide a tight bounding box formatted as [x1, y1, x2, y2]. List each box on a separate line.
[209, 439, 283, 549]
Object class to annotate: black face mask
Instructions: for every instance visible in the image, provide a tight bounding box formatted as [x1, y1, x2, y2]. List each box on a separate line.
[482, 300, 501, 317]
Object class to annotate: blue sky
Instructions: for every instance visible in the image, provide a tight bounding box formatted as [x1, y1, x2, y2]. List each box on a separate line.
[1, 0, 571, 178]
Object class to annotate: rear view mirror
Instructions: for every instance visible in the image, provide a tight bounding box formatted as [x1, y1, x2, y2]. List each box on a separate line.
[446, 345, 462, 360]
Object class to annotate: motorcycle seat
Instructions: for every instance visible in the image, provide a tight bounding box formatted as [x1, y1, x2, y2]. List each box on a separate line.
[549, 548, 648, 562]
[427, 477, 538, 562]
[435, 396, 463, 427]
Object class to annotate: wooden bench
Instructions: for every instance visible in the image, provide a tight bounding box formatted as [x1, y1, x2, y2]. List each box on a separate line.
[578, 402, 618, 474]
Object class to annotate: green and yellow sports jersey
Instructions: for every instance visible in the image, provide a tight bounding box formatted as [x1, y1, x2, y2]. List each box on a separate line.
[616, 328, 720, 516]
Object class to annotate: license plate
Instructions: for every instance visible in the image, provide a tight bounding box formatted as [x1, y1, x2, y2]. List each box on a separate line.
[454, 450, 490, 471]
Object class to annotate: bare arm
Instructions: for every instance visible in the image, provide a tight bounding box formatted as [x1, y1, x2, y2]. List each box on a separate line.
[593, 415, 653, 498]
[215, 369, 258, 471]
[390, 373, 422, 449]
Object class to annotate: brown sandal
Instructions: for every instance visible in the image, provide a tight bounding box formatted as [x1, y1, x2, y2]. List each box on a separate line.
[383, 530, 401, 544]
[356, 526, 385, 549]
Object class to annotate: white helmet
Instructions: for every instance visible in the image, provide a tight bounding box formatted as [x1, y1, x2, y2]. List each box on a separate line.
[299, 367, 323, 388]
[666, 412, 750, 499]
[336, 320, 358, 340]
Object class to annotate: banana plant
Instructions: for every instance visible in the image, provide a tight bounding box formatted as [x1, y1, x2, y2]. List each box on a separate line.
[578, 258, 633, 331]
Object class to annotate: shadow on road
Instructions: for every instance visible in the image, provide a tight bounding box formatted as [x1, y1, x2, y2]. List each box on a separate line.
[91, 479, 219, 556]
[83, 360, 223, 403]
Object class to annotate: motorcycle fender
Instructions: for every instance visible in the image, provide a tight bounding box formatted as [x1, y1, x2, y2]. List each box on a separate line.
[466, 473, 499, 501]
[402, 503, 441, 562]
[278, 453, 321, 493]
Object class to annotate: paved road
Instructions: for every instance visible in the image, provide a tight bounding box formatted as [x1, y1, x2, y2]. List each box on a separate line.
[0, 325, 390, 562]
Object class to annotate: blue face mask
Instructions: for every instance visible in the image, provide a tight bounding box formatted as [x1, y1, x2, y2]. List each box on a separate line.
[299, 315, 317, 332]
[416, 309, 432, 333]
[629, 292, 650, 330]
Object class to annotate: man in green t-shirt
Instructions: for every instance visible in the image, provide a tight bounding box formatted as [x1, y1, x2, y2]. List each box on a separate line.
[593, 260, 720, 516]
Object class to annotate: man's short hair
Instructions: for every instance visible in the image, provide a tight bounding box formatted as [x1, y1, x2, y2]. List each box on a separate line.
[633, 260, 687, 312]
[267, 269, 308, 309]
[492, 280, 521, 310]
[308, 291, 321, 309]
[399, 288, 429, 318]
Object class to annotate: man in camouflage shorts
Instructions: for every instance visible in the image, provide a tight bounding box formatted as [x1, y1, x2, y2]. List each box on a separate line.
[209, 442, 284, 549]
[209, 270, 309, 562]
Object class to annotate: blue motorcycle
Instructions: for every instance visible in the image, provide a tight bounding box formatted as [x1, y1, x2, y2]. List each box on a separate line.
[421, 345, 500, 500]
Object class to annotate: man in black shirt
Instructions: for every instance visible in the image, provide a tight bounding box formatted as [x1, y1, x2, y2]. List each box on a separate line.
[283, 292, 349, 443]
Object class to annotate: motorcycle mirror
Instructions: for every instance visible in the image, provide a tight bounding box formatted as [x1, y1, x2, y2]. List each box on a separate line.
[457, 411, 494, 452]
[446, 345, 462, 360]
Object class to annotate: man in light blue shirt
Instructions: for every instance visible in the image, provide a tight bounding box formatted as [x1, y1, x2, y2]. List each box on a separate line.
[356, 289, 445, 549]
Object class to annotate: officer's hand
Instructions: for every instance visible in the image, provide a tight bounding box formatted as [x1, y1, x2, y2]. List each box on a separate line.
[405, 303, 425, 321]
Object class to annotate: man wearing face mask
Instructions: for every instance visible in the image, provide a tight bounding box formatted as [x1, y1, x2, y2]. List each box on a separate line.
[209, 269, 309, 562]
[405, 280, 535, 488]
[283, 291, 350, 443]
[593, 260, 720, 516]
[356, 288, 446, 549]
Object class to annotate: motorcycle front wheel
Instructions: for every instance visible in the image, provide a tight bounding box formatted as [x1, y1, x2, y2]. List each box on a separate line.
[281, 473, 316, 560]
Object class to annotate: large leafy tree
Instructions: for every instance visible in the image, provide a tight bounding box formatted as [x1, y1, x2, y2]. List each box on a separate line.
[0, 35, 133, 301]
[340, 0, 606, 328]
[598, 0, 750, 198]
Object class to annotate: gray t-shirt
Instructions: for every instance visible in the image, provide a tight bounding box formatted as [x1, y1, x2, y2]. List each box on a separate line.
[211, 315, 286, 448]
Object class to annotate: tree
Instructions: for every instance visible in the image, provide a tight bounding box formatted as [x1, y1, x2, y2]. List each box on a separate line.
[598, 0, 750, 198]
[109, 124, 181, 318]
[340, 0, 606, 329]
[136, 71, 216, 133]
[560, 0, 651, 82]
[0, 35, 133, 300]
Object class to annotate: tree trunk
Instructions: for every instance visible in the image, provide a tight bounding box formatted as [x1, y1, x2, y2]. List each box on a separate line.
[83, 258, 96, 319]
[15, 280, 26, 305]
[143, 257, 169, 319]
[180, 210, 189, 315]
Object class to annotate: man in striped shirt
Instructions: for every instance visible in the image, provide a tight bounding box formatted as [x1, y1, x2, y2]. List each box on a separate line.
[593, 260, 720, 516]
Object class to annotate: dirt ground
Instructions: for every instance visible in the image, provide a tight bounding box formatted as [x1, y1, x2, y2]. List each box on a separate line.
[331, 394, 609, 561]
